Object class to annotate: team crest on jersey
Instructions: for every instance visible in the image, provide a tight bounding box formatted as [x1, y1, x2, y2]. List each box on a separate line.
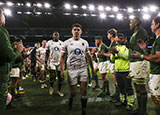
[82, 43, 84, 46]
[59, 43, 61, 45]
[54, 46, 60, 52]
[70, 43, 73, 45]
[74, 48, 81, 55]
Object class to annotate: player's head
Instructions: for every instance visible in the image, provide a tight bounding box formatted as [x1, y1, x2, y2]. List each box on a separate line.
[72, 23, 82, 40]
[95, 36, 103, 47]
[53, 32, 60, 41]
[42, 40, 47, 47]
[116, 33, 127, 45]
[130, 17, 141, 30]
[151, 16, 160, 33]
[0, 9, 5, 26]
[36, 42, 40, 48]
[107, 29, 117, 40]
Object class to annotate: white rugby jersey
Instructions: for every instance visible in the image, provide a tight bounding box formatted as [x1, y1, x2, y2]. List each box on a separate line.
[62, 38, 89, 70]
[46, 40, 63, 65]
[36, 47, 47, 62]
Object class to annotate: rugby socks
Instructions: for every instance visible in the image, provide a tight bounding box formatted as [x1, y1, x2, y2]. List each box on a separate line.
[81, 96, 88, 115]
[69, 97, 73, 110]
[141, 92, 147, 115]
[94, 74, 99, 86]
[136, 92, 141, 111]
[58, 82, 62, 91]
[103, 81, 110, 95]
[115, 86, 120, 101]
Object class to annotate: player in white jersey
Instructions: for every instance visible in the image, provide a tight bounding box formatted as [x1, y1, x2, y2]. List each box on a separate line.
[36, 40, 47, 88]
[46, 32, 64, 96]
[34, 42, 40, 82]
[60, 23, 95, 115]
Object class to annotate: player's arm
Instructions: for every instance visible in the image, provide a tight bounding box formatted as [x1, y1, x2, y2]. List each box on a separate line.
[143, 51, 160, 62]
[36, 50, 43, 64]
[60, 52, 66, 78]
[45, 49, 50, 63]
[131, 51, 160, 62]
[85, 52, 95, 76]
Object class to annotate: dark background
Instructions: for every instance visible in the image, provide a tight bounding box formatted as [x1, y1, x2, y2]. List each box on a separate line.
[1, 0, 159, 46]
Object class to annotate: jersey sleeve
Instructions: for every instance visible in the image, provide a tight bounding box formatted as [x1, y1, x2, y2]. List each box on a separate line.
[61, 40, 68, 53]
[0, 29, 20, 63]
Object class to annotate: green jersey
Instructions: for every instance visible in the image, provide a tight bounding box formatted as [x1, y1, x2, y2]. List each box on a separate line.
[109, 40, 117, 63]
[97, 44, 108, 62]
[129, 26, 149, 62]
[109, 40, 117, 49]
[0, 27, 20, 83]
[150, 36, 160, 74]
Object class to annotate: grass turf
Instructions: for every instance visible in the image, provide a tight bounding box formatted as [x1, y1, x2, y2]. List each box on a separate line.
[6, 72, 156, 115]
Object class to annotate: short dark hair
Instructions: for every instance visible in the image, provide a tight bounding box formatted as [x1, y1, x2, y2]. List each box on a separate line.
[153, 16, 160, 25]
[72, 23, 82, 29]
[117, 33, 125, 39]
[107, 29, 117, 37]
[25, 45, 30, 48]
[131, 16, 141, 26]
[95, 36, 103, 41]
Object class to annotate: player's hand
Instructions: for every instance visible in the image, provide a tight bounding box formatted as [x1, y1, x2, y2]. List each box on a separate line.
[131, 51, 141, 59]
[137, 39, 147, 50]
[97, 51, 104, 56]
[61, 70, 65, 78]
[111, 46, 118, 54]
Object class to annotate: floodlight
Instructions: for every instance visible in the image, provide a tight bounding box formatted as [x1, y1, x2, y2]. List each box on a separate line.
[35, 12, 42, 15]
[44, 3, 50, 8]
[149, 5, 158, 12]
[26, 3, 31, 7]
[17, 11, 22, 14]
[0, 2, 3, 5]
[143, 14, 151, 20]
[108, 15, 115, 18]
[7, 2, 14, 6]
[98, 5, 104, 11]
[64, 3, 71, 10]
[100, 13, 106, 19]
[37, 3, 42, 8]
[89, 4, 95, 11]
[142, 7, 149, 12]
[83, 13, 88, 16]
[73, 5, 78, 9]
[26, 12, 32, 14]
[116, 13, 123, 20]
[91, 14, 97, 17]
[129, 15, 135, 19]
[113, 6, 119, 12]
[128, 7, 134, 13]
[82, 5, 87, 9]
[106, 6, 111, 11]
[4, 9, 12, 16]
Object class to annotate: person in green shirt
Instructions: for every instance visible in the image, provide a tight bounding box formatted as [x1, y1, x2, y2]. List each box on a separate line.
[128, 17, 150, 115]
[95, 36, 110, 97]
[107, 29, 120, 103]
[110, 33, 134, 111]
[0, 9, 23, 115]
[132, 16, 160, 115]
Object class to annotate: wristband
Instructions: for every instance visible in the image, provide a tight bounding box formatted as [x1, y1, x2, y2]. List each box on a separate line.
[140, 54, 144, 60]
